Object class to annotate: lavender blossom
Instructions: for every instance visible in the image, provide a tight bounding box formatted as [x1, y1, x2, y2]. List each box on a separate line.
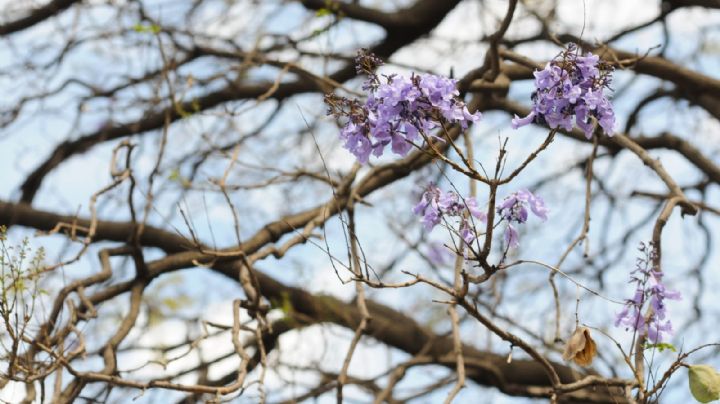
[614, 242, 681, 343]
[413, 183, 486, 244]
[326, 51, 482, 163]
[497, 189, 547, 248]
[512, 43, 615, 139]
[426, 241, 454, 265]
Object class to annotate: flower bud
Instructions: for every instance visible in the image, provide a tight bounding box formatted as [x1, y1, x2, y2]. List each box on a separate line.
[688, 364, 720, 403]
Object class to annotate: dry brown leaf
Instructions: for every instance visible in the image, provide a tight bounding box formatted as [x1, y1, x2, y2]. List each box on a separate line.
[562, 327, 597, 367]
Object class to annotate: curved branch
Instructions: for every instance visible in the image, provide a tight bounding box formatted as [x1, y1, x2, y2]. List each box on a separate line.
[18, 0, 463, 204]
[491, 99, 720, 185]
[0, 0, 79, 36]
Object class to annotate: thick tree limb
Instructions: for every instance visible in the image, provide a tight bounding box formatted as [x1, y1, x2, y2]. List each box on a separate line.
[0, 0, 80, 36]
[664, 0, 720, 9]
[0, 199, 627, 403]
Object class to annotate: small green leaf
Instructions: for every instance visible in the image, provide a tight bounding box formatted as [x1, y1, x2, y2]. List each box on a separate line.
[645, 342, 677, 352]
[162, 297, 180, 311]
[315, 8, 332, 17]
[161, 295, 191, 312]
[168, 168, 181, 181]
[174, 102, 192, 118]
[278, 291, 293, 315]
[132, 24, 161, 34]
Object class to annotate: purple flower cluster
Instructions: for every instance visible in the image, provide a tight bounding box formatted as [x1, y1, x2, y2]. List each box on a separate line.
[497, 189, 548, 248]
[512, 43, 615, 139]
[325, 51, 481, 163]
[413, 183, 486, 244]
[615, 242, 681, 343]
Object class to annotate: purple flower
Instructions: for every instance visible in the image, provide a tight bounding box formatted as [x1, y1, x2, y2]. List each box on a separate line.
[615, 242, 681, 343]
[426, 241, 453, 265]
[511, 111, 536, 129]
[421, 208, 441, 231]
[527, 194, 548, 220]
[497, 189, 547, 248]
[340, 124, 372, 163]
[504, 224, 519, 248]
[460, 220, 476, 244]
[438, 191, 461, 214]
[465, 197, 487, 222]
[512, 44, 615, 139]
[497, 189, 547, 223]
[326, 51, 482, 163]
[413, 183, 486, 245]
[646, 321, 674, 344]
[412, 198, 429, 216]
[615, 305, 645, 331]
[576, 53, 600, 78]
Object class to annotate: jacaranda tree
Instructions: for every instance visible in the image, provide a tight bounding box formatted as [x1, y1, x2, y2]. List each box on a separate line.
[1, 0, 719, 403]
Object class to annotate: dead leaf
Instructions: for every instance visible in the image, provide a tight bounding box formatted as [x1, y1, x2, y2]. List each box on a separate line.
[562, 327, 597, 367]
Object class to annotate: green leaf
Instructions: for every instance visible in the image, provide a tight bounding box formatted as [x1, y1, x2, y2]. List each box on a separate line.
[278, 291, 293, 315]
[168, 169, 191, 188]
[161, 295, 192, 312]
[174, 102, 192, 118]
[689, 365, 720, 403]
[315, 8, 332, 17]
[162, 297, 181, 311]
[168, 168, 181, 181]
[645, 342, 677, 352]
[132, 24, 161, 34]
